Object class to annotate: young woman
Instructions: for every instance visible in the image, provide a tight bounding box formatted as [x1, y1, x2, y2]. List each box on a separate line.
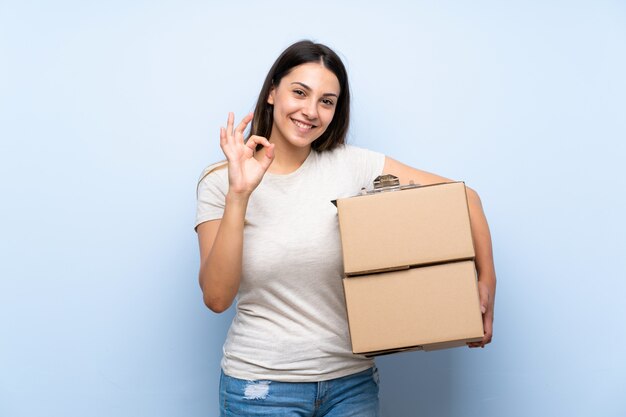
[196, 40, 496, 416]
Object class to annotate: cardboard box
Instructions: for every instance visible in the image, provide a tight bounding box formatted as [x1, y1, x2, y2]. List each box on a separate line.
[335, 180, 483, 356]
[336, 181, 475, 276]
[343, 261, 484, 356]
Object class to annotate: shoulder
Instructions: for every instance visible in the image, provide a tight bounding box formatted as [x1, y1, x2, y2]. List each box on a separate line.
[198, 161, 228, 182]
[198, 161, 228, 181]
[196, 161, 228, 197]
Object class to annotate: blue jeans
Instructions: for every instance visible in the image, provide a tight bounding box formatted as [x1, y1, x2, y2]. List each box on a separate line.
[219, 367, 380, 416]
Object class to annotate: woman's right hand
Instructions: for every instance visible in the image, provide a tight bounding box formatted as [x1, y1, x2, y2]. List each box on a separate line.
[220, 112, 275, 197]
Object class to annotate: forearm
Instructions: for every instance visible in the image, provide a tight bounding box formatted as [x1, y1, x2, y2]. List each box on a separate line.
[466, 187, 496, 300]
[465, 187, 496, 347]
[199, 193, 249, 313]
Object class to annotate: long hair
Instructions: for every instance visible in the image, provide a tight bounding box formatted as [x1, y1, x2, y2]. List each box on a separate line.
[249, 40, 350, 152]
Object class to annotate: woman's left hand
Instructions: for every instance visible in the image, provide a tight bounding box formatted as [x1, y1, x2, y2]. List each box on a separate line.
[467, 280, 495, 348]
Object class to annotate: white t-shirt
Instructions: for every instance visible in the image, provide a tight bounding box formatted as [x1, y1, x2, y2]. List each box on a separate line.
[196, 144, 385, 382]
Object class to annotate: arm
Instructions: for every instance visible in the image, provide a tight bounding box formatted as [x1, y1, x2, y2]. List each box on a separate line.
[198, 113, 274, 313]
[197, 194, 248, 313]
[383, 157, 496, 347]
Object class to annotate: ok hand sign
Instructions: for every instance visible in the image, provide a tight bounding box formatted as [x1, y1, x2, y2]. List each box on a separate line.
[219, 112, 275, 197]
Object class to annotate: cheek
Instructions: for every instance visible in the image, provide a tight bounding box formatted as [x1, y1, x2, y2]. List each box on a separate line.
[323, 108, 337, 125]
[274, 97, 298, 116]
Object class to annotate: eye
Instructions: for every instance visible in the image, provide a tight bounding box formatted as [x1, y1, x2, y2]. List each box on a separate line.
[293, 89, 305, 96]
[321, 98, 335, 106]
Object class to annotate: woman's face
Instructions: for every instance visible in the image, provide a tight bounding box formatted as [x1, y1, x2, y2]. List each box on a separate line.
[267, 62, 340, 149]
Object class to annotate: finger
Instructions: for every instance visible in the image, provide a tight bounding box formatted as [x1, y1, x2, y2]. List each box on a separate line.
[220, 126, 237, 160]
[219, 127, 230, 157]
[235, 112, 253, 133]
[467, 340, 483, 348]
[234, 112, 254, 140]
[225, 112, 234, 139]
[468, 290, 493, 348]
[471, 311, 493, 348]
[220, 127, 227, 147]
[478, 282, 490, 314]
[482, 314, 493, 345]
[259, 143, 275, 170]
[245, 135, 271, 151]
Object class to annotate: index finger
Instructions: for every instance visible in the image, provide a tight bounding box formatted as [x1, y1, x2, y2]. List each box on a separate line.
[225, 112, 234, 135]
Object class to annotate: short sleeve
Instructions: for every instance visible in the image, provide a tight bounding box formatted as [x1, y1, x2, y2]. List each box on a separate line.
[195, 164, 228, 230]
[342, 145, 386, 190]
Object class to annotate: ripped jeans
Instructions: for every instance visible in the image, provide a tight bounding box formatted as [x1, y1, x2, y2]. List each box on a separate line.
[218, 367, 380, 416]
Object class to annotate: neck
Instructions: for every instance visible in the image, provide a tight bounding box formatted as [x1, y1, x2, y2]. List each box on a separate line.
[257, 134, 312, 175]
[268, 144, 312, 175]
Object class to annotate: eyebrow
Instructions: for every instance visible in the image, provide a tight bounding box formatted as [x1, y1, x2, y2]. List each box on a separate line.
[291, 82, 339, 98]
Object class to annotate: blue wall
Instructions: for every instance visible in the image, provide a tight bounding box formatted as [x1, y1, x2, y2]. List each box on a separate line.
[1, 1, 625, 416]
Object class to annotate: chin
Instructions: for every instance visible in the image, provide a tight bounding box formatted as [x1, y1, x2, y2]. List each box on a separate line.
[285, 134, 318, 148]
[288, 140, 316, 149]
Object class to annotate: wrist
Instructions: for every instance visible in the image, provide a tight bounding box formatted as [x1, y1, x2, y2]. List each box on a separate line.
[226, 191, 251, 206]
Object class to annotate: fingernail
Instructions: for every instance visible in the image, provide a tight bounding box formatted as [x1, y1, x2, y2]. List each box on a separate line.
[481, 306, 486, 314]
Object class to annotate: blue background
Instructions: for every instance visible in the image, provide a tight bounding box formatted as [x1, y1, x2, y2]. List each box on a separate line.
[1, 1, 625, 416]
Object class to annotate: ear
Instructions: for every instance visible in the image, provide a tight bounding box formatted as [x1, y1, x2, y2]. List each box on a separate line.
[267, 87, 275, 105]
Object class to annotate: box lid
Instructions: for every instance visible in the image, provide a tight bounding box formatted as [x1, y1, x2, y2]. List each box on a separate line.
[336, 181, 475, 276]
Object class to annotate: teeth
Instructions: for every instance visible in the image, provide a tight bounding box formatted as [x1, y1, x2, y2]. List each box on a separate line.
[292, 119, 313, 130]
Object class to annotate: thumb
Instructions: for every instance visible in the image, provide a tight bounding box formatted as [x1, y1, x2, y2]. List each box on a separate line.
[478, 281, 489, 314]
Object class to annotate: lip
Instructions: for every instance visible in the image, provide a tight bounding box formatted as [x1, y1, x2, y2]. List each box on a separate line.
[291, 117, 316, 131]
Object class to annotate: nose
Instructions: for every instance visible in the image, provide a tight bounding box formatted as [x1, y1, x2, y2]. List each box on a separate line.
[302, 99, 318, 120]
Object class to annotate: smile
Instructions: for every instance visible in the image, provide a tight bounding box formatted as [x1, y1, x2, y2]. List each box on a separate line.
[291, 118, 315, 130]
